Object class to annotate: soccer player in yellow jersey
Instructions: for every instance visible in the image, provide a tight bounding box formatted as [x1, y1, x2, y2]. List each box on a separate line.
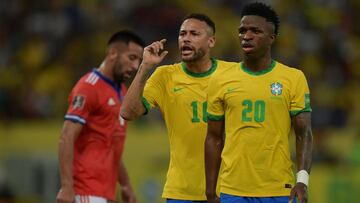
[121, 14, 236, 202]
[205, 3, 313, 203]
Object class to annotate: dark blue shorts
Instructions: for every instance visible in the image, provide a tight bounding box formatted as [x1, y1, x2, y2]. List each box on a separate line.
[166, 199, 207, 203]
[220, 193, 297, 203]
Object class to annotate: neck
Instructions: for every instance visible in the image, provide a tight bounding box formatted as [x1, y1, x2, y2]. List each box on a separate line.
[98, 61, 114, 81]
[185, 57, 212, 73]
[243, 54, 272, 72]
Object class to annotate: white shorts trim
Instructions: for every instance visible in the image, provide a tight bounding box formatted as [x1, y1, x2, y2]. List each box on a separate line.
[74, 195, 107, 203]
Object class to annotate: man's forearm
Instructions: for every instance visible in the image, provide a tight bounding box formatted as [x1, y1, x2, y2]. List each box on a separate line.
[121, 63, 153, 120]
[58, 121, 82, 188]
[58, 133, 75, 187]
[118, 160, 131, 187]
[205, 133, 223, 198]
[293, 112, 313, 172]
[296, 130, 313, 172]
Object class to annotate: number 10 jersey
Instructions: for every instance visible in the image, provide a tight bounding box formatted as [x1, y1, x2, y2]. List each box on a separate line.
[142, 59, 237, 200]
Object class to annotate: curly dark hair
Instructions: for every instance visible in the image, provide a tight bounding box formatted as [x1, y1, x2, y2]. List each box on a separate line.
[241, 2, 280, 35]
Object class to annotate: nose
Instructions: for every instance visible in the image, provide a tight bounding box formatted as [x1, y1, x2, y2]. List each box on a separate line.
[180, 33, 191, 43]
[242, 31, 253, 40]
[131, 60, 140, 71]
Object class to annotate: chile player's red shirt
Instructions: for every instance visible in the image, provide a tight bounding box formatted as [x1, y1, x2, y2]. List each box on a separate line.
[65, 69, 127, 201]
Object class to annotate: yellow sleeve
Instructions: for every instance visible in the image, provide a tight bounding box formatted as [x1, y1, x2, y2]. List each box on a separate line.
[290, 70, 312, 116]
[207, 73, 225, 121]
[142, 67, 165, 113]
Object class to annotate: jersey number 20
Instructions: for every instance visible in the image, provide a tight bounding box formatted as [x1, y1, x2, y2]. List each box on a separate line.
[242, 99, 265, 122]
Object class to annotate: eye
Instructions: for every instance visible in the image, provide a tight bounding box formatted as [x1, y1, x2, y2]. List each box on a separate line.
[179, 32, 186, 36]
[238, 28, 246, 34]
[128, 55, 137, 61]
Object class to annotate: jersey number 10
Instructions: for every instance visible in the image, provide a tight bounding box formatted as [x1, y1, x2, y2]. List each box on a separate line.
[191, 101, 208, 123]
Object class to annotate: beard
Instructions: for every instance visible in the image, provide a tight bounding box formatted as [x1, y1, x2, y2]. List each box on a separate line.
[113, 64, 124, 85]
[181, 48, 206, 62]
[113, 73, 124, 85]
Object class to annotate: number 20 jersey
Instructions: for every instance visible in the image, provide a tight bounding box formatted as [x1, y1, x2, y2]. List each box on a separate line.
[207, 60, 311, 197]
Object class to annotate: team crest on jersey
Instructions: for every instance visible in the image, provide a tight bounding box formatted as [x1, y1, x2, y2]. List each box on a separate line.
[270, 82, 283, 96]
[72, 95, 85, 109]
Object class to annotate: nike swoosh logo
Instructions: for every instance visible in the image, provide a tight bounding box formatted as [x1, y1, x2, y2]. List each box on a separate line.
[173, 87, 185, 92]
[227, 87, 241, 92]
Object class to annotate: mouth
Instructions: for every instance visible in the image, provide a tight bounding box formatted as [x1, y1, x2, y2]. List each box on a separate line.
[241, 43, 254, 52]
[123, 71, 135, 79]
[180, 45, 194, 56]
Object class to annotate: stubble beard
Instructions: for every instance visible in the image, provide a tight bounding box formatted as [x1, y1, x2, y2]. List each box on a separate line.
[182, 48, 206, 63]
[113, 64, 124, 85]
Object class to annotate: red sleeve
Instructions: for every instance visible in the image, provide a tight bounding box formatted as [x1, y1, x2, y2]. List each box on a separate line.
[64, 81, 98, 124]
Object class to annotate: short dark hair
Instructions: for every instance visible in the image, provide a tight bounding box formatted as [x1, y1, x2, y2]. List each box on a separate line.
[107, 30, 145, 47]
[241, 2, 280, 35]
[183, 13, 216, 34]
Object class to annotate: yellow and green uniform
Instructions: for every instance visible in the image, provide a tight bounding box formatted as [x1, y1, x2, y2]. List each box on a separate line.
[207, 60, 311, 197]
[142, 59, 237, 200]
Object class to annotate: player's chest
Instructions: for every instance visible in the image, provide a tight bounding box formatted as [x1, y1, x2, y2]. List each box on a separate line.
[225, 77, 291, 107]
[97, 91, 122, 116]
[167, 79, 209, 104]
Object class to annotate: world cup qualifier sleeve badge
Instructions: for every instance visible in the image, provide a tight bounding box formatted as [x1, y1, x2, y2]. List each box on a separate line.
[270, 82, 283, 96]
[72, 95, 86, 109]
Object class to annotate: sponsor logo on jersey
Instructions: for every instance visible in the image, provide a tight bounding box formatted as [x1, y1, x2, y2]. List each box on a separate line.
[108, 98, 116, 106]
[173, 87, 185, 92]
[270, 82, 283, 96]
[85, 72, 99, 85]
[72, 95, 85, 109]
[227, 87, 241, 93]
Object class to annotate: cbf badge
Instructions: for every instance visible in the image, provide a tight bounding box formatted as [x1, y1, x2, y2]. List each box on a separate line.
[270, 82, 283, 96]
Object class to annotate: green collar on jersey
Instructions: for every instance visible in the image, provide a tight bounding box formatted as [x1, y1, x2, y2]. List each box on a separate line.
[181, 58, 217, 78]
[240, 60, 276, 76]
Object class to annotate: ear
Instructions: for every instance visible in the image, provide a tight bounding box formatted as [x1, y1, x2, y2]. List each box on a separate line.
[108, 47, 118, 60]
[208, 36, 216, 48]
[269, 34, 276, 45]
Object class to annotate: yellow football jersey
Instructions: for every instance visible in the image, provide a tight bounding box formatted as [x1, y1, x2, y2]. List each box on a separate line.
[142, 59, 237, 200]
[207, 60, 311, 197]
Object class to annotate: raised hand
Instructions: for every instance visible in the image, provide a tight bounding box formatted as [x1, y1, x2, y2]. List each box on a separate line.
[141, 39, 168, 68]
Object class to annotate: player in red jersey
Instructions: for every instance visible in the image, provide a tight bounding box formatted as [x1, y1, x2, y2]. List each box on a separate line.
[56, 30, 144, 203]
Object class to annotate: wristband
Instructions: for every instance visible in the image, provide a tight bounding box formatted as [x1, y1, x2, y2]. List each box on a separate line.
[296, 170, 309, 186]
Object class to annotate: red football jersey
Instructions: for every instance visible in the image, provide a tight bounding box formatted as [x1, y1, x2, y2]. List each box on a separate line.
[65, 69, 127, 201]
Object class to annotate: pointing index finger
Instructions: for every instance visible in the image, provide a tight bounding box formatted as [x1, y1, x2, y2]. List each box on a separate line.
[160, 39, 167, 44]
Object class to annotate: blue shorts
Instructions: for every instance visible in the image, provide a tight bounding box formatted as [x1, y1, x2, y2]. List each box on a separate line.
[166, 199, 207, 203]
[220, 193, 297, 203]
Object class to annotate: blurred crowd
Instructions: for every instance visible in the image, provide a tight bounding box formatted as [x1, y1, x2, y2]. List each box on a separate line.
[0, 0, 359, 164]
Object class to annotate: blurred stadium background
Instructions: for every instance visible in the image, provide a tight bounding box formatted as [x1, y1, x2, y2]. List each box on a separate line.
[0, 0, 359, 202]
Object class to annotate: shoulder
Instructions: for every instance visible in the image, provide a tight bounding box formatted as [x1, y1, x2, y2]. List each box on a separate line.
[275, 61, 304, 76]
[216, 59, 239, 68]
[150, 62, 182, 78]
[156, 62, 182, 72]
[213, 59, 239, 78]
[71, 72, 100, 95]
